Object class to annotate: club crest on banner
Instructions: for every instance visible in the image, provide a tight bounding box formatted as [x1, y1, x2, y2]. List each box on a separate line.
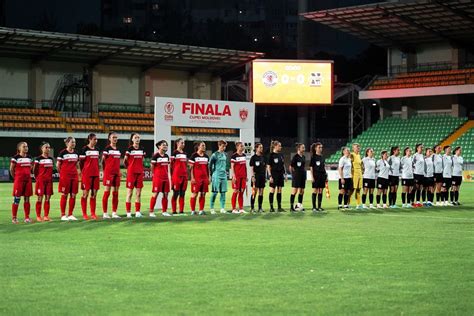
[239, 108, 249, 122]
[164, 102, 174, 114]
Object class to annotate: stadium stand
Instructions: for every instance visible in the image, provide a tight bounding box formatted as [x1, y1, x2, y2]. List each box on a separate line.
[326, 115, 468, 163]
[369, 68, 474, 90]
[98, 103, 143, 113]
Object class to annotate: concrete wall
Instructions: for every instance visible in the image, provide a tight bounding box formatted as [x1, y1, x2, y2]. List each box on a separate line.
[150, 69, 189, 98]
[0, 58, 222, 107]
[0, 57, 29, 98]
[97, 65, 141, 104]
[388, 42, 454, 72]
[42, 61, 85, 100]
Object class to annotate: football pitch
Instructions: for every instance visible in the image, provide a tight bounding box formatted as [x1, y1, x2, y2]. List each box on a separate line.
[0, 181, 473, 315]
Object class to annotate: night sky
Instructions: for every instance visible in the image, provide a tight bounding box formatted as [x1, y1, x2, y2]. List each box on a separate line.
[5, 0, 100, 33]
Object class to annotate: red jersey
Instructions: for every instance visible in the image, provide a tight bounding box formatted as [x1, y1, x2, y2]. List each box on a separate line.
[231, 152, 247, 178]
[171, 150, 188, 177]
[34, 155, 54, 181]
[151, 152, 170, 180]
[57, 148, 79, 177]
[79, 146, 100, 177]
[11, 154, 33, 180]
[189, 152, 209, 180]
[102, 145, 121, 175]
[125, 145, 146, 174]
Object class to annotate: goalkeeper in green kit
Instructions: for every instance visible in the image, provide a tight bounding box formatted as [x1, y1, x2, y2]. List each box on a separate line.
[209, 140, 228, 214]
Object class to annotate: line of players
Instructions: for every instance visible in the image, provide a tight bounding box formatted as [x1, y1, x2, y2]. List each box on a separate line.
[338, 143, 464, 210]
[9, 135, 330, 223]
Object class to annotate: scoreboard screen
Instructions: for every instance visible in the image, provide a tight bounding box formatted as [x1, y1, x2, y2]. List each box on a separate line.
[251, 60, 333, 105]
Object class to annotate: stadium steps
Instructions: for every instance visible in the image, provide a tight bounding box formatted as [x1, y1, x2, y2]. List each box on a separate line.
[439, 120, 474, 148]
[326, 115, 467, 164]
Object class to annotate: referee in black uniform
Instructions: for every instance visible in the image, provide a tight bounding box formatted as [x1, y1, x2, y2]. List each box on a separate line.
[249, 143, 266, 212]
[310, 142, 327, 212]
[267, 140, 287, 212]
[289, 143, 306, 212]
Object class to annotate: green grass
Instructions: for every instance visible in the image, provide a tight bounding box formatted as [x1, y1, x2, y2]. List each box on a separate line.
[1, 181, 473, 315]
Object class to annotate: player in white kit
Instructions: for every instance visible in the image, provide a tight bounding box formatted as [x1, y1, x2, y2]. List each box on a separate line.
[451, 146, 463, 206]
[361, 148, 376, 209]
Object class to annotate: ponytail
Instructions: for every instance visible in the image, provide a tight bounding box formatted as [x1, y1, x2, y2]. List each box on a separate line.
[254, 142, 262, 153]
[270, 140, 280, 153]
[129, 133, 139, 146]
[107, 132, 117, 145]
[390, 146, 399, 156]
[85, 133, 96, 145]
[16, 141, 27, 154]
[64, 136, 74, 146]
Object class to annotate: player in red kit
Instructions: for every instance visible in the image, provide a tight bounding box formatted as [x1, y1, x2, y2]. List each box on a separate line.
[124, 133, 146, 218]
[79, 133, 100, 220]
[102, 132, 121, 219]
[10, 142, 33, 224]
[150, 140, 172, 217]
[33, 142, 54, 222]
[231, 142, 248, 214]
[57, 137, 80, 221]
[189, 141, 209, 215]
[170, 138, 188, 215]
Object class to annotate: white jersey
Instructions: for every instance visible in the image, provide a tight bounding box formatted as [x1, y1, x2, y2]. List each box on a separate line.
[452, 155, 463, 177]
[400, 156, 414, 179]
[442, 155, 453, 178]
[362, 157, 376, 179]
[388, 155, 400, 177]
[376, 159, 390, 179]
[338, 156, 352, 179]
[412, 153, 425, 175]
[433, 153, 443, 174]
[424, 156, 434, 177]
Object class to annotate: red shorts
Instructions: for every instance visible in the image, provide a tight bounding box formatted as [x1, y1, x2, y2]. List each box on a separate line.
[191, 179, 209, 193]
[35, 180, 53, 196]
[232, 177, 247, 191]
[58, 176, 79, 194]
[103, 173, 121, 187]
[81, 175, 100, 191]
[13, 177, 33, 197]
[172, 175, 188, 192]
[126, 172, 144, 189]
[152, 178, 170, 193]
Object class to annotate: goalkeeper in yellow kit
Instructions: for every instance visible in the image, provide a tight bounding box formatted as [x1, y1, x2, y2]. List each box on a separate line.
[350, 143, 363, 208]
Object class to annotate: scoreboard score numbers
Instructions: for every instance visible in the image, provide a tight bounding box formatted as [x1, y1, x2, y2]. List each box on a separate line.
[252, 60, 333, 105]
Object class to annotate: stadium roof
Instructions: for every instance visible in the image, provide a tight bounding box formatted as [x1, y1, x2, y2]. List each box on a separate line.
[302, 0, 474, 52]
[0, 27, 264, 75]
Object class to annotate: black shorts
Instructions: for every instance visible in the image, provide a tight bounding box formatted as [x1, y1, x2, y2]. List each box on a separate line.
[414, 174, 424, 185]
[253, 174, 266, 189]
[389, 175, 399, 186]
[452, 176, 462, 186]
[269, 173, 284, 188]
[402, 178, 414, 187]
[312, 173, 327, 189]
[338, 178, 353, 190]
[442, 177, 452, 189]
[377, 177, 389, 190]
[292, 172, 307, 189]
[363, 178, 375, 189]
[424, 177, 435, 187]
[434, 173, 443, 183]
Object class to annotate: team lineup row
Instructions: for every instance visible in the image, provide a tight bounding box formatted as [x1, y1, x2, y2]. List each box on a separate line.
[337, 143, 464, 210]
[9, 133, 326, 223]
[8, 133, 464, 223]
